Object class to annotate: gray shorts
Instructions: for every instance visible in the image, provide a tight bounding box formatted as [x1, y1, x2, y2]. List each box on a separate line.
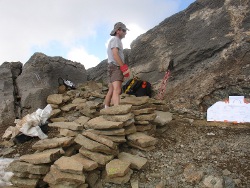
[107, 63, 124, 83]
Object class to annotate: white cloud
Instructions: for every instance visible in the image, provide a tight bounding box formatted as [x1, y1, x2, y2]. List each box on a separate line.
[123, 24, 146, 49]
[66, 47, 100, 69]
[105, 24, 146, 50]
[0, 0, 193, 65]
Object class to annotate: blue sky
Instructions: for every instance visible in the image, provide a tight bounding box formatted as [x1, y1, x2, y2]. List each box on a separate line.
[0, 0, 195, 69]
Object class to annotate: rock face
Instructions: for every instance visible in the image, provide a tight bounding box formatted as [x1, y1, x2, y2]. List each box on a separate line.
[16, 53, 87, 117]
[0, 62, 22, 128]
[0, 53, 87, 129]
[87, 0, 250, 117]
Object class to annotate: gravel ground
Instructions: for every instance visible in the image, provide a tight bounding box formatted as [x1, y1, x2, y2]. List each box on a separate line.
[0, 117, 249, 188]
[105, 118, 250, 188]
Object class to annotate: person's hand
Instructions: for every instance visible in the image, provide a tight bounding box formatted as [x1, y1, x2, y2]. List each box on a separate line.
[120, 64, 130, 78]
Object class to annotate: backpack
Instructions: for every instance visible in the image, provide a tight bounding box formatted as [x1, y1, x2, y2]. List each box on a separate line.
[122, 77, 152, 97]
[58, 77, 76, 89]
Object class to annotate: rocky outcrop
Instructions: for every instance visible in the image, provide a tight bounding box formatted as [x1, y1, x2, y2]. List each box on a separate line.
[16, 53, 87, 117]
[87, 0, 250, 118]
[0, 62, 22, 128]
[0, 53, 88, 130]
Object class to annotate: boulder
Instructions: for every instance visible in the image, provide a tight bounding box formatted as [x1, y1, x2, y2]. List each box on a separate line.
[16, 52, 87, 117]
[0, 62, 22, 129]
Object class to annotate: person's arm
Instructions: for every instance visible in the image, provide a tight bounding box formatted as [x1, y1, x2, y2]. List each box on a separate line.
[112, 47, 130, 77]
[112, 47, 124, 66]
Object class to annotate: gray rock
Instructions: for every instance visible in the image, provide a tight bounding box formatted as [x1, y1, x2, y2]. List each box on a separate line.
[16, 53, 87, 117]
[203, 175, 224, 188]
[0, 62, 22, 128]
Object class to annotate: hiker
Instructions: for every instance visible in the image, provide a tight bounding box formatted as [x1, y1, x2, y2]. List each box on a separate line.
[104, 22, 130, 108]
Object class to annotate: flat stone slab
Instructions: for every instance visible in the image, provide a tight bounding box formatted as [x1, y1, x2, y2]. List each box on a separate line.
[103, 113, 134, 122]
[54, 156, 85, 175]
[20, 148, 62, 164]
[48, 122, 83, 131]
[61, 103, 77, 112]
[106, 159, 130, 178]
[100, 105, 132, 115]
[127, 142, 156, 151]
[88, 128, 126, 136]
[14, 172, 42, 179]
[103, 169, 133, 184]
[85, 116, 124, 129]
[134, 120, 150, 125]
[124, 119, 135, 127]
[10, 176, 40, 188]
[50, 109, 61, 118]
[74, 116, 90, 125]
[153, 111, 173, 126]
[32, 137, 74, 151]
[59, 128, 79, 137]
[71, 153, 98, 171]
[120, 96, 149, 106]
[135, 124, 153, 132]
[72, 98, 87, 104]
[82, 131, 117, 149]
[7, 160, 50, 175]
[124, 124, 137, 135]
[79, 147, 114, 166]
[47, 94, 63, 105]
[132, 108, 155, 115]
[102, 135, 127, 143]
[85, 101, 101, 109]
[118, 152, 147, 170]
[127, 132, 158, 148]
[134, 113, 157, 121]
[75, 134, 117, 155]
[43, 165, 86, 185]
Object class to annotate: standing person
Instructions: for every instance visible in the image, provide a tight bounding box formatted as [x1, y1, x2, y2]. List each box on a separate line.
[104, 22, 130, 108]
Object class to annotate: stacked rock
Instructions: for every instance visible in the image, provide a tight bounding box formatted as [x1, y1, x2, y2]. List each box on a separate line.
[74, 130, 118, 167]
[79, 104, 135, 185]
[43, 153, 97, 188]
[148, 98, 169, 112]
[99, 104, 137, 137]
[120, 95, 157, 136]
[7, 145, 65, 187]
[117, 96, 158, 151]
[79, 105, 136, 163]
[47, 81, 105, 123]
[102, 151, 148, 184]
[33, 137, 91, 187]
[149, 98, 173, 134]
[6, 82, 157, 187]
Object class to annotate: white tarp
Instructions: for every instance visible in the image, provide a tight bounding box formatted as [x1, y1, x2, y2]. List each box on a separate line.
[207, 96, 250, 123]
[2, 104, 52, 139]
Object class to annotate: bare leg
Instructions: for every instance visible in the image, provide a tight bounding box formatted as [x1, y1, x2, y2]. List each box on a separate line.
[112, 81, 122, 105]
[104, 83, 113, 107]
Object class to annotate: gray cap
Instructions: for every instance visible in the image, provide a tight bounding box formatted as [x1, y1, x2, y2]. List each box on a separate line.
[110, 22, 129, 36]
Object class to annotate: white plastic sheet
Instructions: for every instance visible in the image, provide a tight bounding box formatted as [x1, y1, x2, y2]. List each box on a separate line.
[2, 104, 52, 139]
[207, 96, 250, 123]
